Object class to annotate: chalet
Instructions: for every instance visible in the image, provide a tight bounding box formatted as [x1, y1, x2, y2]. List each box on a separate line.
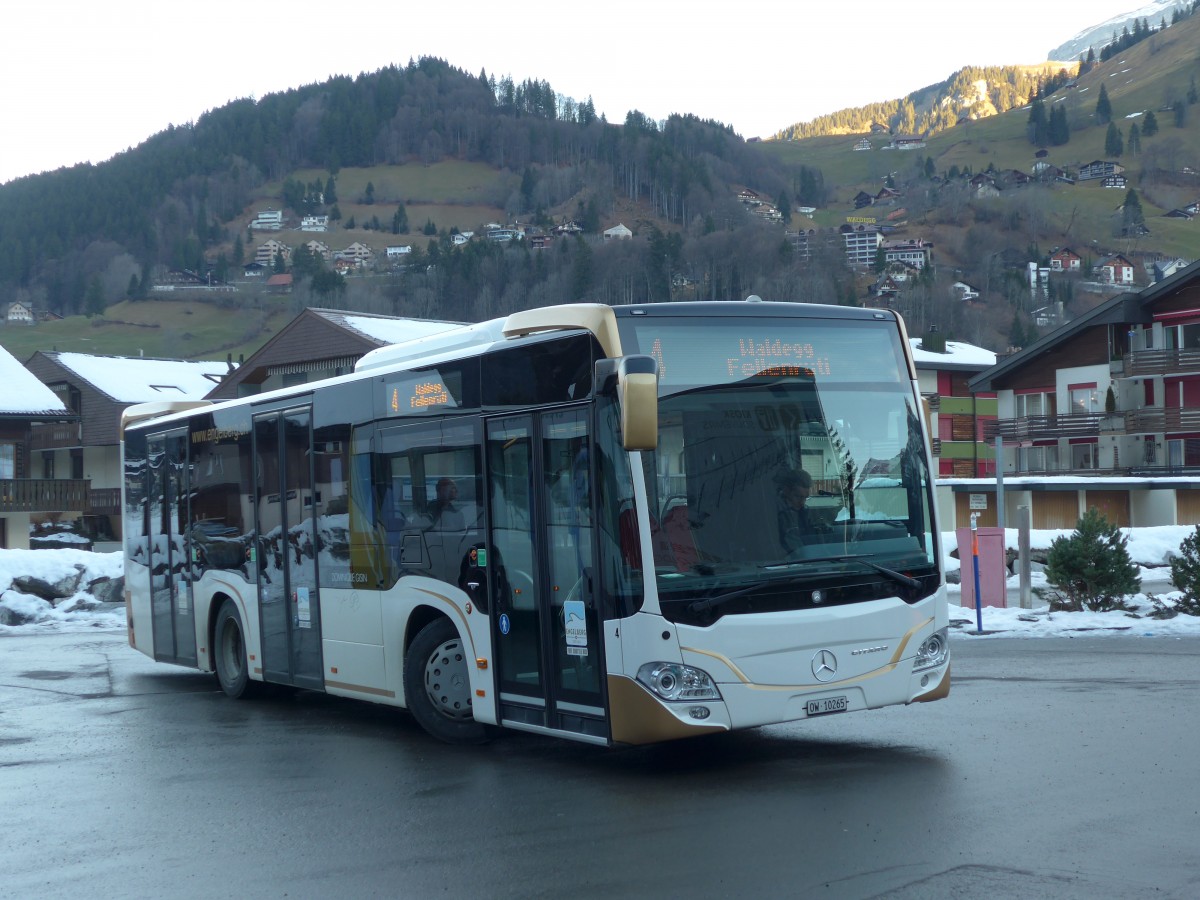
[300, 215, 329, 232]
[255, 239, 290, 268]
[970, 174, 999, 198]
[875, 186, 902, 202]
[736, 189, 761, 205]
[910, 337, 997, 479]
[528, 234, 553, 250]
[304, 240, 331, 260]
[0, 345, 72, 548]
[853, 191, 874, 209]
[23, 352, 227, 546]
[1097, 255, 1137, 285]
[965, 263, 1200, 527]
[1049, 248, 1083, 272]
[386, 245, 413, 259]
[5, 301, 34, 324]
[553, 221, 582, 235]
[950, 281, 980, 301]
[335, 242, 374, 264]
[852, 138, 872, 151]
[752, 205, 783, 222]
[1153, 258, 1190, 282]
[266, 273, 293, 294]
[1078, 160, 1124, 181]
[205, 308, 461, 401]
[486, 227, 519, 242]
[1102, 173, 1128, 189]
[603, 223, 633, 241]
[451, 232, 474, 245]
[1163, 208, 1194, 220]
[1185, 201, 1200, 216]
[890, 136, 926, 150]
[1000, 169, 1031, 187]
[871, 276, 902, 299]
[796, 206, 817, 219]
[242, 262, 267, 278]
[249, 209, 284, 231]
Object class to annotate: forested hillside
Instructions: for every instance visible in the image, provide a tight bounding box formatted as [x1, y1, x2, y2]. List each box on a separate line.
[774, 63, 1078, 140]
[0, 58, 802, 324]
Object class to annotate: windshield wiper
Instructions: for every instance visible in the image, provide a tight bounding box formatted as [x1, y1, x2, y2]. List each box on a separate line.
[760, 555, 922, 591]
[826, 555, 921, 590]
[686, 573, 812, 615]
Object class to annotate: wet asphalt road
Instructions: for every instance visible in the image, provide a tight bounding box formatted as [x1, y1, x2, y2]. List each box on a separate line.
[1, 629, 1198, 899]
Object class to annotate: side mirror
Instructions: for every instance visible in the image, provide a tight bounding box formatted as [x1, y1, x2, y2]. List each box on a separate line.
[618, 355, 658, 451]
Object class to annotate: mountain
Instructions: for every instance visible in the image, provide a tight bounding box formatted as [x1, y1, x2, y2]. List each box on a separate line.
[773, 64, 1076, 142]
[1047, 0, 1185, 60]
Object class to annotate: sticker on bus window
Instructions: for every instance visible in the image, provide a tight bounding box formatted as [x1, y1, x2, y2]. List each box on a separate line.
[499, 613, 511, 635]
[296, 587, 311, 628]
[564, 599, 587, 656]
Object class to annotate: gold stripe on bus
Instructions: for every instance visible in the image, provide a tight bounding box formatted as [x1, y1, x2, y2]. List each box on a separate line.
[325, 680, 397, 699]
[411, 586, 477, 658]
[680, 617, 934, 692]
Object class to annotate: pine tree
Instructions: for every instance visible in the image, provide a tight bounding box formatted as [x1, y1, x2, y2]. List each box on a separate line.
[1095, 84, 1113, 124]
[1028, 98, 1049, 145]
[1168, 526, 1200, 615]
[1142, 109, 1159, 136]
[1123, 188, 1145, 229]
[1045, 507, 1140, 611]
[1127, 121, 1141, 154]
[1105, 122, 1124, 156]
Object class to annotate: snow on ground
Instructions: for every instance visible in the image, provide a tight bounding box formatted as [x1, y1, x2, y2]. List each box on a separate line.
[0, 549, 125, 633]
[3, 530, 1200, 639]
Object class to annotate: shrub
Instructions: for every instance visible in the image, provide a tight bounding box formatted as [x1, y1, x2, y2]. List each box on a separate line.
[1168, 526, 1200, 615]
[1044, 508, 1140, 611]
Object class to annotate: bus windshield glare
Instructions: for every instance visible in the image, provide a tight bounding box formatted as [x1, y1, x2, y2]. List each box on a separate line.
[621, 316, 938, 623]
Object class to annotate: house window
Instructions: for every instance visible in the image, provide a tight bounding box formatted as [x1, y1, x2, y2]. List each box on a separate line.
[1071, 442, 1098, 470]
[1069, 386, 1101, 415]
[43, 451, 54, 480]
[1014, 392, 1051, 418]
[0, 442, 14, 479]
[70, 449, 84, 481]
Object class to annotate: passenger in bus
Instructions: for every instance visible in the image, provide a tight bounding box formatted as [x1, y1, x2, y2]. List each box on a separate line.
[776, 468, 822, 553]
[430, 477, 465, 531]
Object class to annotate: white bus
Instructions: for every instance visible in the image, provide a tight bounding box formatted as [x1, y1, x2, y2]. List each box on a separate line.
[121, 300, 949, 746]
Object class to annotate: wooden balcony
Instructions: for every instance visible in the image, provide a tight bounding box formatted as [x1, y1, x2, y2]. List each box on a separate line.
[29, 421, 82, 451]
[1121, 348, 1200, 378]
[1118, 407, 1200, 435]
[86, 487, 122, 517]
[0, 479, 90, 513]
[988, 412, 1102, 441]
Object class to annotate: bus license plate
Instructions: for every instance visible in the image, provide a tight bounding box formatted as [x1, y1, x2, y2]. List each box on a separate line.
[806, 696, 848, 717]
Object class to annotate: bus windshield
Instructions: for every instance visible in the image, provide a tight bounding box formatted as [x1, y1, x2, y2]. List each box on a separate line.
[623, 315, 938, 624]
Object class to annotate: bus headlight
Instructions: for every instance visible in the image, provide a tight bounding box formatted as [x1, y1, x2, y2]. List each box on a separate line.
[913, 628, 949, 672]
[637, 662, 721, 701]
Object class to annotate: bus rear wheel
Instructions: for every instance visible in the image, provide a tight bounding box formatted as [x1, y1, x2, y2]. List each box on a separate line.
[404, 618, 488, 744]
[214, 600, 254, 699]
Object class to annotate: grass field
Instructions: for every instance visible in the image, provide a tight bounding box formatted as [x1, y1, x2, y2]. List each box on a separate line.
[0, 298, 295, 363]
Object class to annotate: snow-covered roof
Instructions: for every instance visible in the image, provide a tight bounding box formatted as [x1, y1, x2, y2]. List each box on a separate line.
[336, 314, 462, 346]
[909, 338, 996, 369]
[0, 346, 67, 415]
[48, 353, 229, 403]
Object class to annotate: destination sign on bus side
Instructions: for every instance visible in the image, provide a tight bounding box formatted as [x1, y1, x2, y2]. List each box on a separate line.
[385, 373, 459, 415]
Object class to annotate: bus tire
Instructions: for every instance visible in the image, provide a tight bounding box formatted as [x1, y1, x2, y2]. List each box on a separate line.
[404, 617, 488, 744]
[214, 600, 254, 699]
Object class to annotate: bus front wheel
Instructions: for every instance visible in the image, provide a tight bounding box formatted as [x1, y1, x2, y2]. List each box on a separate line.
[404, 618, 488, 744]
[214, 600, 253, 699]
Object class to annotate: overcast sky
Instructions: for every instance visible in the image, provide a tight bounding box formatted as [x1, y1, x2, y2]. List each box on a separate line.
[0, 0, 1155, 184]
